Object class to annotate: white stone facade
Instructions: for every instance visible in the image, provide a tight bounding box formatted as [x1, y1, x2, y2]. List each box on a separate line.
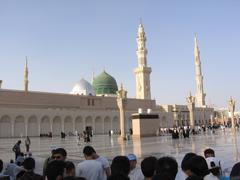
[134, 23, 151, 100]
[0, 90, 157, 137]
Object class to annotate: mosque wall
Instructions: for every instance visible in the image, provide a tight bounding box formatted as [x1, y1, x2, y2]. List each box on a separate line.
[0, 101, 213, 138]
[0, 90, 213, 138]
[0, 90, 158, 138]
[0, 107, 122, 138]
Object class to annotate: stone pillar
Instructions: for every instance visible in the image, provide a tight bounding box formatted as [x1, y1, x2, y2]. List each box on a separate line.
[38, 120, 41, 136]
[203, 108, 206, 126]
[25, 119, 28, 137]
[61, 119, 64, 133]
[50, 120, 53, 134]
[73, 119, 76, 132]
[110, 119, 113, 132]
[228, 97, 236, 130]
[11, 120, 14, 137]
[92, 120, 95, 135]
[210, 114, 214, 126]
[117, 84, 128, 140]
[83, 118, 86, 131]
[187, 93, 196, 130]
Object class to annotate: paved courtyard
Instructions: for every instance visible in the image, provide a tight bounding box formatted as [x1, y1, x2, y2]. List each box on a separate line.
[0, 129, 239, 175]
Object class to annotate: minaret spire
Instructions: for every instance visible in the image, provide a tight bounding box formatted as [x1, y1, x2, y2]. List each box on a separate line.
[194, 35, 206, 107]
[136, 22, 147, 67]
[134, 22, 152, 99]
[24, 56, 29, 92]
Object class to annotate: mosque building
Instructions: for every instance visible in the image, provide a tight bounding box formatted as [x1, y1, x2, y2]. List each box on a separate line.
[0, 23, 214, 138]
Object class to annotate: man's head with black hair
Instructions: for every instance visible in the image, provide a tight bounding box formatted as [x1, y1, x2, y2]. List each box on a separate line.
[111, 156, 130, 177]
[204, 148, 215, 158]
[82, 146, 96, 159]
[46, 160, 65, 180]
[181, 153, 197, 176]
[52, 148, 67, 161]
[141, 156, 157, 178]
[65, 161, 75, 177]
[23, 157, 35, 171]
[230, 162, 240, 180]
[188, 155, 209, 178]
[155, 156, 178, 180]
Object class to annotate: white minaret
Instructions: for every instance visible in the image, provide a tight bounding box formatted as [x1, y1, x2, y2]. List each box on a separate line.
[194, 35, 206, 107]
[24, 57, 29, 92]
[134, 23, 152, 99]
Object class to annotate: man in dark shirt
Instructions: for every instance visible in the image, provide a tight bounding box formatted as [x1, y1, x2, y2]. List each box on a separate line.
[19, 157, 43, 180]
[12, 140, 21, 160]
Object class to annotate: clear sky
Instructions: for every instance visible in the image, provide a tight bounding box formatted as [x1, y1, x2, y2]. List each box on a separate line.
[0, 0, 239, 109]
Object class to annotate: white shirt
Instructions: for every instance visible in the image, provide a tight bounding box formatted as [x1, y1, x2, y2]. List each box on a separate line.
[96, 156, 110, 180]
[76, 160, 104, 180]
[4, 163, 23, 180]
[204, 173, 219, 180]
[175, 169, 187, 180]
[129, 167, 144, 180]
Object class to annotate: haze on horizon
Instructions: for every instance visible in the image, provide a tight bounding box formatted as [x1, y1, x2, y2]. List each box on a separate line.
[0, 0, 239, 109]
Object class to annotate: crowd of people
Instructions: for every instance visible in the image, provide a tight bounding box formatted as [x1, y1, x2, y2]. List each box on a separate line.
[0, 126, 240, 180]
[1, 140, 240, 180]
[155, 124, 225, 139]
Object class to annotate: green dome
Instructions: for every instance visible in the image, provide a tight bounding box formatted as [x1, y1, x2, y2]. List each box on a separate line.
[92, 71, 118, 95]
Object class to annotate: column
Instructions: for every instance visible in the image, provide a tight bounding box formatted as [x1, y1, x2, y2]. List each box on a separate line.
[25, 119, 28, 137]
[187, 93, 196, 130]
[117, 84, 128, 140]
[228, 97, 236, 130]
[11, 120, 14, 137]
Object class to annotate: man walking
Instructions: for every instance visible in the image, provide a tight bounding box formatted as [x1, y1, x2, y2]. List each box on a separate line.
[25, 136, 31, 153]
[12, 140, 21, 160]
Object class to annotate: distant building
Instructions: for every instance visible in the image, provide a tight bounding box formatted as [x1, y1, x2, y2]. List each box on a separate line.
[0, 24, 213, 137]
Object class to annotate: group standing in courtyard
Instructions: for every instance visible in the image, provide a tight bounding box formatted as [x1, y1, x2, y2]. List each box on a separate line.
[1, 141, 240, 180]
[1, 124, 240, 180]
